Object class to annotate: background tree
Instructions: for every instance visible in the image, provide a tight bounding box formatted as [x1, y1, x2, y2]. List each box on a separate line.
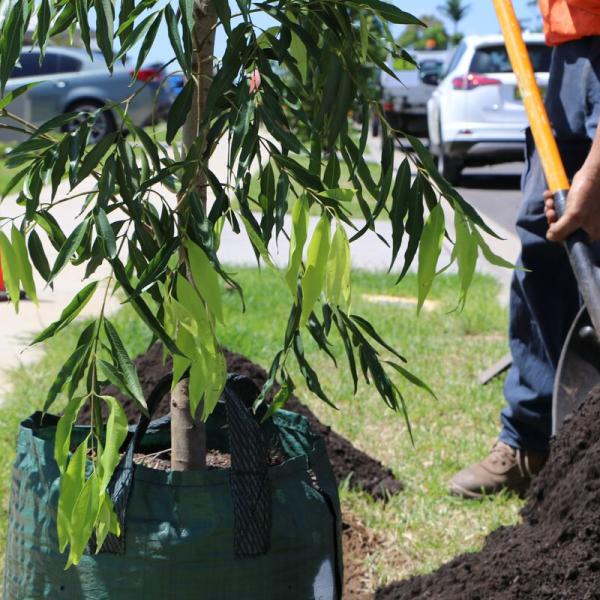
[437, 0, 471, 43]
[0, 0, 507, 566]
[397, 15, 450, 51]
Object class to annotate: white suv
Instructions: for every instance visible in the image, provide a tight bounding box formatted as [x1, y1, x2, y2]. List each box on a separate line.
[427, 34, 552, 184]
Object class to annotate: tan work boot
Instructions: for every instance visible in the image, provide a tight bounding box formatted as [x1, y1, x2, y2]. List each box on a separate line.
[449, 441, 548, 499]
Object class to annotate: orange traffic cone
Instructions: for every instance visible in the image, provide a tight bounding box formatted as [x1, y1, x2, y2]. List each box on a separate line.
[0, 253, 7, 301]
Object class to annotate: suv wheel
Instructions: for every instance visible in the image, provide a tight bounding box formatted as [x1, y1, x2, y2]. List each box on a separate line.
[437, 149, 462, 185]
[436, 126, 462, 185]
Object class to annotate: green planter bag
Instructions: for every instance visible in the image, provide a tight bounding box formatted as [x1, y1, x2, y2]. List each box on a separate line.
[3, 374, 343, 600]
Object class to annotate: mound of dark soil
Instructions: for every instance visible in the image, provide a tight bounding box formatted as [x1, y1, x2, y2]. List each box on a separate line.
[376, 386, 600, 600]
[85, 343, 402, 501]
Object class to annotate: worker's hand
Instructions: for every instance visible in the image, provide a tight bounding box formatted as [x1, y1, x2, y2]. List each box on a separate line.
[545, 168, 600, 242]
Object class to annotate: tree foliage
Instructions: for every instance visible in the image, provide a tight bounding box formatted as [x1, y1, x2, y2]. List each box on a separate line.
[396, 14, 450, 51]
[0, 0, 505, 565]
[437, 0, 471, 36]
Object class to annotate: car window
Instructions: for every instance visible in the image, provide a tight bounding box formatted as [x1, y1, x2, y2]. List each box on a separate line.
[11, 52, 59, 78]
[470, 44, 552, 73]
[58, 55, 82, 73]
[420, 59, 443, 75]
[444, 43, 466, 76]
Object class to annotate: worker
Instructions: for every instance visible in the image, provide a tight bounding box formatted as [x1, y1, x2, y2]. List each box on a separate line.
[450, 0, 600, 498]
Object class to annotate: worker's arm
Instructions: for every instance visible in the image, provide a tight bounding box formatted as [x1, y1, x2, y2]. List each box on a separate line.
[545, 124, 600, 241]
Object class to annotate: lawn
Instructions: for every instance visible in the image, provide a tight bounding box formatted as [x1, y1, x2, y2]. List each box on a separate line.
[0, 268, 520, 590]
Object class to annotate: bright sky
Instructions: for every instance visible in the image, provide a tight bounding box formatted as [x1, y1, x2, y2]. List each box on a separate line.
[141, 0, 541, 69]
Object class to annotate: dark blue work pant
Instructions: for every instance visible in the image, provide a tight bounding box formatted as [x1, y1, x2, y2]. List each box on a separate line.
[500, 37, 600, 451]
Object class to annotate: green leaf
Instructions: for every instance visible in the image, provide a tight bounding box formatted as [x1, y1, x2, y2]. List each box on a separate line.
[348, 0, 423, 25]
[94, 494, 120, 552]
[44, 330, 93, 413]
[300, 215, 331, 326]
[285, 195, 309, 294]
[453, 211, 479, 310]
[187, 240, 224, 324]
[95, 208, 117, 259]
[389, 159, 411, 270]
[99, 396, 128, 493]
[37, 0, 52, 52]
[75, 0, 92, 55]
[214, 0, 232, 34]
[240, 215, 274, 267]
[133, 11, 162, 77]
[165, 5, 189, 73]
[387, 360, 437, 398]
[398, 178, 424, 280]
[350, 314, 406, 362]
[104, 320, 147, 413]
[55, 396, 86, 475]
[166, 79, 194, 144]
[111, 258, 180, 356]
[0, 81, 40, 111]
[57, 434, 88, 553]
[11, 225, 37, 304]
[474, 229, 516, 270]
[0, 2, 27, 92]
[66, 471, 100, 567]
[48, 220, 89, 283]
[326, 224, 351, 311]
[31, 282, 98, 344]
[76, 131, 117, 182]
[94, 0, 115, 69]
[0, 230, 20, 311]
[417, 204, 445, 314]
[27, 229, 51, 282]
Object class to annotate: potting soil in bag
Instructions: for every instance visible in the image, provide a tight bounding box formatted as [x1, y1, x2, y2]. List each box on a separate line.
[3, 374, 343, 600]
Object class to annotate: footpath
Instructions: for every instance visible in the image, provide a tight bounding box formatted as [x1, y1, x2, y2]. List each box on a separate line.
[0, 134, 519, 404]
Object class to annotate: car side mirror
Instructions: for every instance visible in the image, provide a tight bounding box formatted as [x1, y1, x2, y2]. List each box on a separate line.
[421, 72, 439, 86]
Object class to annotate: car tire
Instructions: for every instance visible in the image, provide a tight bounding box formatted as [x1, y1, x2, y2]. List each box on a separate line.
[436, 126, 462, 185]
[63, 101, 116, 144]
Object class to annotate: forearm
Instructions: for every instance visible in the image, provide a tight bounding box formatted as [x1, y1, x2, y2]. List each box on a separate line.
[579, 122, 600, 182]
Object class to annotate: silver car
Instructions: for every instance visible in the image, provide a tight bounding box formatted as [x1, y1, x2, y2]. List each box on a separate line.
[2, 46, 173, 143]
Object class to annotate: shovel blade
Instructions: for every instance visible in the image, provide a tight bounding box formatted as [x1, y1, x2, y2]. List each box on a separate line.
[553, 305, 600, 434]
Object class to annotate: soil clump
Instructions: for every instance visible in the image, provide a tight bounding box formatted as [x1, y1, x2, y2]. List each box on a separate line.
[83, 342, 402, 501]
[376, 386, 600, 599]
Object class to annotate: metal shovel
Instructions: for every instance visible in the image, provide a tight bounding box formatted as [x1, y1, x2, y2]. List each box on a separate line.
[493, 0, 600, 434]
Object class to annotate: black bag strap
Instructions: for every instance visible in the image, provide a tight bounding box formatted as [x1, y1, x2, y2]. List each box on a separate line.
[94, 373, 271, 558]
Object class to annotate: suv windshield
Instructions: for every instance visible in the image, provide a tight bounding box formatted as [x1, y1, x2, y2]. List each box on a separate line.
[470, 43, 552, 73]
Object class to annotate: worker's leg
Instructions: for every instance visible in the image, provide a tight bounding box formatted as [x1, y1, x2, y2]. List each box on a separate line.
[499, 135, 583, 452]
[449, 38, 600, 498]
[501, 37, 600, 452]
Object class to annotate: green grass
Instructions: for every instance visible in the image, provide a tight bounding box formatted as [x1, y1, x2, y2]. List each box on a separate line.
[0, 269, 521, 591]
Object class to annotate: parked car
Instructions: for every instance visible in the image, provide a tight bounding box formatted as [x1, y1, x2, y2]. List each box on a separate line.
[2, 46, 174, 143]
[377, 50, 448, 138]
[427, 33, 552, 183]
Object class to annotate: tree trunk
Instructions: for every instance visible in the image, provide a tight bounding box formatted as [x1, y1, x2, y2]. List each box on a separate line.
[171, 0, 218, 472]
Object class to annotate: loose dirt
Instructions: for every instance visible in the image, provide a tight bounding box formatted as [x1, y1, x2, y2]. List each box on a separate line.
[86, 343, 403, 501]
[376, 386, 600, 599]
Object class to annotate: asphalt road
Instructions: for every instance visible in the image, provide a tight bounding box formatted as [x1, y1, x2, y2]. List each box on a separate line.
[453, 162, 523, 238]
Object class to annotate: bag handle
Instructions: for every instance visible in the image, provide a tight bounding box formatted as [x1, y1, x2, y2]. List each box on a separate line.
[94, 373, 271, 558]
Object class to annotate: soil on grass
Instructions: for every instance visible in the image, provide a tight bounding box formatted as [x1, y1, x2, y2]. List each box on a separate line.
[376, 385, 600, 599]
[83, 343, 403, 501]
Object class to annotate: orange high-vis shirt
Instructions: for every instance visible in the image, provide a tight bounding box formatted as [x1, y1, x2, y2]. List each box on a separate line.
[539, 0, 600, 45]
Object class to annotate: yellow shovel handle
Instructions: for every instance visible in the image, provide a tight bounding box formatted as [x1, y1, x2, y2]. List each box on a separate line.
[492, 0, 570, 192]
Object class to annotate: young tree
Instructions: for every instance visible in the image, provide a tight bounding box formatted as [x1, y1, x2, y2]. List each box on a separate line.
[0, 0, 506, 566]
[437, 0, 471, 37]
